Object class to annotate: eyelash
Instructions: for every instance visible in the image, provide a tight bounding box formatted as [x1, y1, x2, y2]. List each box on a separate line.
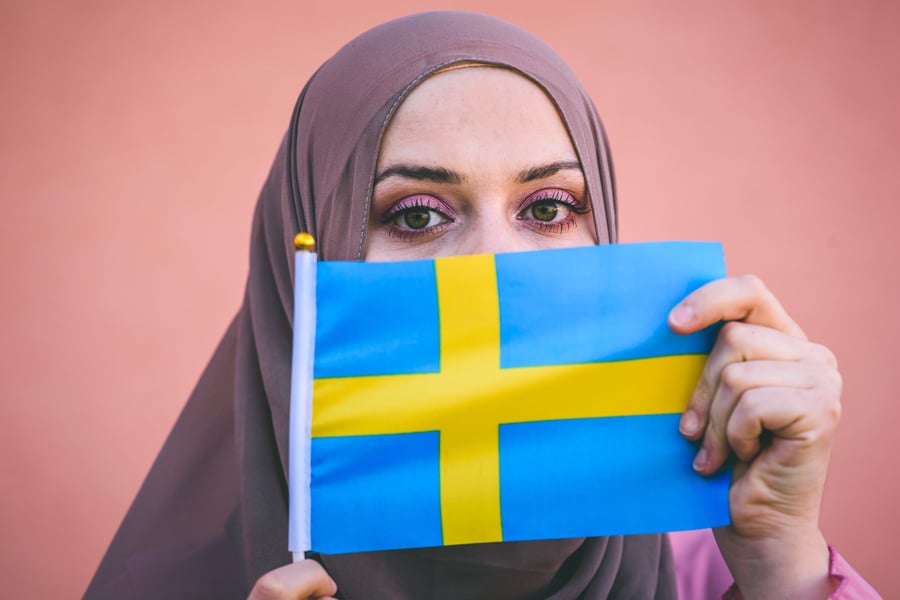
[379, 189, 590, 241]
[380, 195, 454, 241]
[517, 189, 590, 234]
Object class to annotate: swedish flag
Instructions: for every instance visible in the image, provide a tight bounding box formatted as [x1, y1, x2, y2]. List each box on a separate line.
[302, 242, 730, 555]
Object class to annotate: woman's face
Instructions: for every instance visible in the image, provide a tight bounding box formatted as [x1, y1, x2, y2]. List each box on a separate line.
[366, 67, 597, 261]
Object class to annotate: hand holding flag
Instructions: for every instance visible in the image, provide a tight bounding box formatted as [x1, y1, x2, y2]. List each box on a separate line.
[668, 275, 841, 596]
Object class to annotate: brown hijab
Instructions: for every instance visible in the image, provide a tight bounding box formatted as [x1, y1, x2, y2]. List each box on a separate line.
[86, 12, 675, 599]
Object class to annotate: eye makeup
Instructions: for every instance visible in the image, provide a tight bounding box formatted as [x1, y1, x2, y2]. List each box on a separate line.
[380, 195, 456, 223]
[378, 194, 456, 241]
[515, 188, 591, 234]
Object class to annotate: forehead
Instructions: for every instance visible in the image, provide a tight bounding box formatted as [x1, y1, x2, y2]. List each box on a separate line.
[377, 67, 578, 172]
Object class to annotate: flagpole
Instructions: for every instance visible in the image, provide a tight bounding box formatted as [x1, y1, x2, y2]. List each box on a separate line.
[288, 232, 317, 562]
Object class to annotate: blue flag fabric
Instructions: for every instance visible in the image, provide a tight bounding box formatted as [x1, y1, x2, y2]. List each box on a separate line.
[295, 241, 731, 555]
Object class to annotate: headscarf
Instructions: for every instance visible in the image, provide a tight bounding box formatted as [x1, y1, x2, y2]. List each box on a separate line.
[86, 11, 675, 599]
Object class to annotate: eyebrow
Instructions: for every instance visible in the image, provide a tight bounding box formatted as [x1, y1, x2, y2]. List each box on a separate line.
[374, 165, 462, 186]
[515, 160, 583, 183]
[373, 160, 584, 187]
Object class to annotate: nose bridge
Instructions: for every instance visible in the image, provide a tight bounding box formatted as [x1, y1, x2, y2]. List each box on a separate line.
[457, 211, 526, 255]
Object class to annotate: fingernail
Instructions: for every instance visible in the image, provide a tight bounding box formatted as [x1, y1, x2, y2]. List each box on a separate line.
[680, 410, 699, 436]
[670, 304, 694, 327]
[693, 447, 709, 472]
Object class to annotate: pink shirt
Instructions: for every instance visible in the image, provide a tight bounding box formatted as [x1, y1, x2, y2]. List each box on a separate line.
[670, 529, 881, 599]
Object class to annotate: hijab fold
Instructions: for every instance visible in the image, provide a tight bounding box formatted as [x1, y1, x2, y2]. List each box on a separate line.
[86, 12, 675, 599]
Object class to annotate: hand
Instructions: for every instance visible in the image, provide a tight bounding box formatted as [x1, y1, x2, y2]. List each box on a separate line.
[669, 275, 841, 599]
[248, 559, 338, 600]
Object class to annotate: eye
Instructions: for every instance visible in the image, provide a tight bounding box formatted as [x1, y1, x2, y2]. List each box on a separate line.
[517, 188, 589, 230]
[528, 200, 562, 222]
[397, 206, 449, 230]
[379, 194, 456, 240]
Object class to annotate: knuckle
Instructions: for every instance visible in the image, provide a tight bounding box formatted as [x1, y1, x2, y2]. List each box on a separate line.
[719, 321, 746, 346]
[809, 342, 839, 368]
[738, 273, 768, 297]
[737, 387, 763, 415]
[827, 398, 843, 427]
[719, 362, 745, 391]
[810, 361, 843, 396]
[252, 574, 287, 599]
[824, 364, 843, 392]
[819, 382, 843, 426]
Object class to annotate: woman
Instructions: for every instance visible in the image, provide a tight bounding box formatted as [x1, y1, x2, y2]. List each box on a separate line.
[86, 11, 877, 599]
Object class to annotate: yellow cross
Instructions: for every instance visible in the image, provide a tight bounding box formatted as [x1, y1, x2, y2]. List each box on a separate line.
[312, 253, 705, 546]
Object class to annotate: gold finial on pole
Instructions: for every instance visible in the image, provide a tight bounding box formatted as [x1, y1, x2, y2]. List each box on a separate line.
[293, 232, 316, 252]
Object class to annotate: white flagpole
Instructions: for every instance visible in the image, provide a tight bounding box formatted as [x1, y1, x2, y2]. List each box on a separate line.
[288, 232, 317, 562]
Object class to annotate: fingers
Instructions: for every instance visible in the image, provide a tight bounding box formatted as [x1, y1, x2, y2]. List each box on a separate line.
[726, 385, 841, 465]
[689, 357, 842, 475]
[667, 274, 839, 477]
[680, 321, 836, 442]
[669, 274, 842, 590]
[249, 560, 338, 600]
[669, 274, 807, 340]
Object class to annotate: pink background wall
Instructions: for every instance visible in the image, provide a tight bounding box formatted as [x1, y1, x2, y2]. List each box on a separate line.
[2, 1, 897, 597]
